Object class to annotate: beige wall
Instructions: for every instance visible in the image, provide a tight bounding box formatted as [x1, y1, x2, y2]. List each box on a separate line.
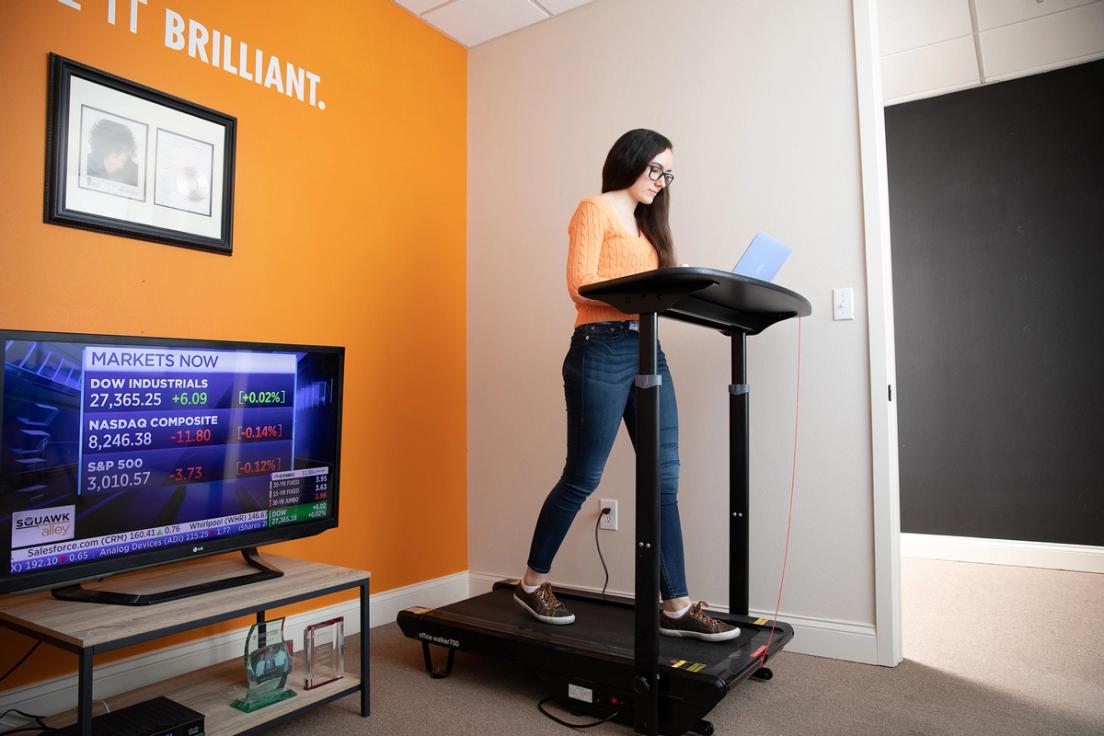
[468, 0, 878, 660]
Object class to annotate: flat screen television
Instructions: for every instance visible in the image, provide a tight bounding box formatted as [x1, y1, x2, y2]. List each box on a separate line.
[0, 329, 343, 604]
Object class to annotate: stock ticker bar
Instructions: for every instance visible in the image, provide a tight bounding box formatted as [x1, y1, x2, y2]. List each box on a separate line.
[8, 511, 270, 573]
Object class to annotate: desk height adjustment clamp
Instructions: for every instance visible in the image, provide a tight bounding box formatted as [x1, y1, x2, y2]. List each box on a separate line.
[635, 374, 663, 389]
[729, 384, 750, 396]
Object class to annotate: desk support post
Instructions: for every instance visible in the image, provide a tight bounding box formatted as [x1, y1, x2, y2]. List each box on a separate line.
[634, 312, 661, 736]
[730, 331, 750, 616]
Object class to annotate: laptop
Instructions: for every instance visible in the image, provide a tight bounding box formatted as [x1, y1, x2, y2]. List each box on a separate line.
[731, 232, 791, 282]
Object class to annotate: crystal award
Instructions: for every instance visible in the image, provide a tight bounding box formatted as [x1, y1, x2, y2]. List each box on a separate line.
[231, 617, 296, 712]
[303, 616, 344, 690]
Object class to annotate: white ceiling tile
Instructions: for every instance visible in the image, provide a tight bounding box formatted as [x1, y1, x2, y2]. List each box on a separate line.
[533, 0, 593, 13]
[395, 0, 449, 15]
[878, 0, 974, 55]
[881, 35, 980, 103]
[973, 0, 1100, 31]
[980, 2, 1104, 80]
[423, 0, 550, 47]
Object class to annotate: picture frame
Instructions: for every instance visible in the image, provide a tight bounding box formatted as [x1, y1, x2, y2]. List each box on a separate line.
[303, 616, 344, 690]
[44, 53, 236, 255]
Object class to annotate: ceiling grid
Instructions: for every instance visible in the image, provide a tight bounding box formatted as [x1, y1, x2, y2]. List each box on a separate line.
[392, 0, 1104, 105]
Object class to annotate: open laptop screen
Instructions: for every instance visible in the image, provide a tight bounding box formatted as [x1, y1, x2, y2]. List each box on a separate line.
[731, 232, 791, 282]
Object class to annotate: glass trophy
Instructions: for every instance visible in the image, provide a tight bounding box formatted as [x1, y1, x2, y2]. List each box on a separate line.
[304, 616, 344, 690]
[231, 617, 296, 712]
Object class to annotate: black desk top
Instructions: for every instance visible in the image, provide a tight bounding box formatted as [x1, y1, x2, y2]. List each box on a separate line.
[579, 267, 811, 335]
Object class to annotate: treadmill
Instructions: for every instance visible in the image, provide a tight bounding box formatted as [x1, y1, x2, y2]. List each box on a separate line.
[399, 267, 812, 736]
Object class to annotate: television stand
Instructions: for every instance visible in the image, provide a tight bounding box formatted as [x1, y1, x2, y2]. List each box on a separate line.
[0, 554, 370, 736]
[50, 548, 284, 606]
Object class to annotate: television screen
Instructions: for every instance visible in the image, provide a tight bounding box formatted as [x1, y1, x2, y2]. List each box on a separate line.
[0, 330, 343, 595]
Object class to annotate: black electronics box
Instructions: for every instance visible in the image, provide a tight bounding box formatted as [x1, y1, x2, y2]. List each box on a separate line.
[53, 696, 204, 736]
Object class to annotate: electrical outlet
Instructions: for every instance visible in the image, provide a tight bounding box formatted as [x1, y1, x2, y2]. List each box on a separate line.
[599, 499, 618, 531]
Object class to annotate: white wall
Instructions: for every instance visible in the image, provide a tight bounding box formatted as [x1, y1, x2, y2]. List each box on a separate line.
[468, 0, 880, 662]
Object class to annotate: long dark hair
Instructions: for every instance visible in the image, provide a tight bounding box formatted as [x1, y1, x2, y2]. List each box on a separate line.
[601, 129, 676, 267]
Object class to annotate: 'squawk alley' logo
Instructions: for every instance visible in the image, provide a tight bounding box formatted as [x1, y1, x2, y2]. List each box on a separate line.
[12, 505, 76, 549]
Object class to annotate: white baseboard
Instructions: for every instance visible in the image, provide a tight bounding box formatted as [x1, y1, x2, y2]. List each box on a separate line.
[469, 571, 879, 665]
[901, 533, 1104, 574]
[468, 570, 516, 595]
[370, 569, 469, 621]
[0, 570, 469, 729]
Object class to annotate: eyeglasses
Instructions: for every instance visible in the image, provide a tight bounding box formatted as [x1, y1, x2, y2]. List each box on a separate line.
[645, 163, 674, 186]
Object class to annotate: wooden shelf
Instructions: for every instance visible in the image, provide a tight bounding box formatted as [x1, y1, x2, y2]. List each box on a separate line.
[44, 654, 361, 736]
[0, 553, 370, 735]
[0, 554, 369, 651]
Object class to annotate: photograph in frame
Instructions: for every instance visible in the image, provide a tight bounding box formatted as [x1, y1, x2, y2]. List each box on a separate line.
[44, 53, 236, 255]
[78, 105, 149, 201]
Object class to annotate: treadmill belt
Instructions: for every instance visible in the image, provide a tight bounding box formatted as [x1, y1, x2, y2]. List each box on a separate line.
[436, 587, 774, 675]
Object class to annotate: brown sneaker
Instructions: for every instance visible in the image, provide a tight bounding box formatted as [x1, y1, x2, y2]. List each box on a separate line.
[513, 582, 576, 625]
[660, 602, 740, 642]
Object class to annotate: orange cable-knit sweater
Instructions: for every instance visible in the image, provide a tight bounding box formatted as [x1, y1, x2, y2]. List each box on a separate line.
[566, 196, 659, 327]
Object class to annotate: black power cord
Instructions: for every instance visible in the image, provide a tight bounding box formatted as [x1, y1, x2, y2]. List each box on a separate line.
[0, 643, 55, 735]
[0, 706, 54, 735]
[0, 641, 41, 686]
[595, 506, 611, 600]
[537, 696, 622, 730]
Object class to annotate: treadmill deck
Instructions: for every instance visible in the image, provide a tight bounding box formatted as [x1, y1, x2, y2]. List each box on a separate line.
[405, 583, 793, 686]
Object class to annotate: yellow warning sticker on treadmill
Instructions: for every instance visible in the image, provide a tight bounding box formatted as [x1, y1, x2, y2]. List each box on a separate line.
[754, 618, 768, 626]
[670, 660, 687, 668]
[686, 663, 707, 673]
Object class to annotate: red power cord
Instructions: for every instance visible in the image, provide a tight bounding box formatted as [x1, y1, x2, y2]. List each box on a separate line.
[757, 316, 802, 667]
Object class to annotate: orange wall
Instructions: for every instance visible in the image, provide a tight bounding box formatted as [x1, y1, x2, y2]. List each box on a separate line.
[0, 0, 467, 689]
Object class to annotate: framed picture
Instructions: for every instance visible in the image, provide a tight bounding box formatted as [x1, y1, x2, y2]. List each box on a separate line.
[44, 53, 236, 255]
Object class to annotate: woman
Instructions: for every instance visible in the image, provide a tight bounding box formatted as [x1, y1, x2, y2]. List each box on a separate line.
[514, 129, 739, 643]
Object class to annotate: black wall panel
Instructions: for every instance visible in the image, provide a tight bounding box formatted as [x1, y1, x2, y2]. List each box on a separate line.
[886, 60, 1103, 545]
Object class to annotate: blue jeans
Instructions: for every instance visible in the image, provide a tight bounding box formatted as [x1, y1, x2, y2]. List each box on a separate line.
[526, 320, 688, 600]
